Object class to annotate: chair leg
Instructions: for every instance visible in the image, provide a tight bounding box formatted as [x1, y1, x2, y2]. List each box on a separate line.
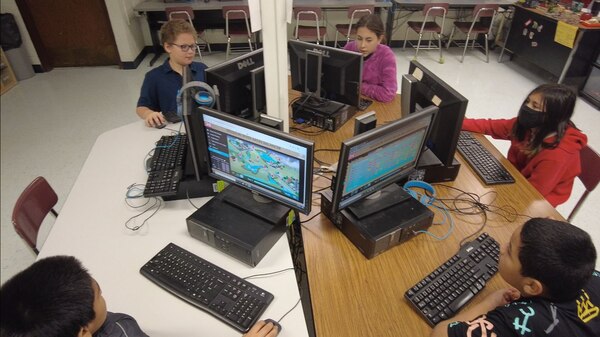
[403, 27, 409, 50]
[485, 33, 489, 63]
[334, 31, 339, 48]
[415, 33, 423, 59]
[438, 33, 443, 63]
[226, 36, 231, 60]
[447, 27, 455, 49]
[248, 36, 253, 52]
[196, 45, 203, 60]
[461, 33, 470, 63]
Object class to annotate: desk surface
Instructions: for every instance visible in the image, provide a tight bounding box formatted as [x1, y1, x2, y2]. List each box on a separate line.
[288, 93, 564, 337]
[38, 122, 309, 337]
[134, 0, 392, 12]
[393, 0, 514, 7]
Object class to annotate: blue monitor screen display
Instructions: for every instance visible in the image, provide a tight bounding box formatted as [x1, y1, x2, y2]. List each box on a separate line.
[202, 109, 313, 214]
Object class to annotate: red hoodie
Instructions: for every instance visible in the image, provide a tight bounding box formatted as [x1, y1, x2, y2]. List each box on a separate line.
[462, 117, 587, 207]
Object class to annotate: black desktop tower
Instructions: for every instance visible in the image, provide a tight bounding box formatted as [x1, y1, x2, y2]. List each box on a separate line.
[320, 189, 434, 259]
[186, 186, 289, 267]
[292, 99, 358, 132]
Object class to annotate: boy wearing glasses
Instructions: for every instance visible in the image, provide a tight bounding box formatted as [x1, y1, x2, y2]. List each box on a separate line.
[136, 19, 207, 128]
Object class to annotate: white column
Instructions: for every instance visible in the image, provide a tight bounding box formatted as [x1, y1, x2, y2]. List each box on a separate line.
[258, 0, 291, 131]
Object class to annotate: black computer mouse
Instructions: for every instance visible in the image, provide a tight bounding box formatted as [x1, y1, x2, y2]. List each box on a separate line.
[155, 122, 167, 129]
[264, 318, 282, 332]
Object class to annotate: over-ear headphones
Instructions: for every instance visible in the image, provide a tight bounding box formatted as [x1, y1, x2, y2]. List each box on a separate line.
[176, 81, 217, 117]
[403, 180, 436, 206]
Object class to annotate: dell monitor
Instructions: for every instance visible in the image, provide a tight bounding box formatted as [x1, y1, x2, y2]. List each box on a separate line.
[201, 107, 314, 215]
[401, 61, 468, 182]
[330, 105, 438, 218]
[288, 40, 363, 108]
[205, 49, 265, 120]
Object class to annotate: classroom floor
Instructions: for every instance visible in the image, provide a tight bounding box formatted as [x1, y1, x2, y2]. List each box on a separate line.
[2, 46, 599, 285]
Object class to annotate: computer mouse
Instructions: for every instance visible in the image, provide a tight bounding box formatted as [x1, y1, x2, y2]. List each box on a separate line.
[264, 318, 282, 332]
[155, 122, 167, 129]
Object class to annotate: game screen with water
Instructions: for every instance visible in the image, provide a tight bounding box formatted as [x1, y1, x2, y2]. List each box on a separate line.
[226, 136, 301, 201]
[342, 128, 425, 196]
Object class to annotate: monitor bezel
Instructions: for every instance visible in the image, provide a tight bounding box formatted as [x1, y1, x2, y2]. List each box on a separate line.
[330, 105, 438, 214]
[200, 107, 315, 215]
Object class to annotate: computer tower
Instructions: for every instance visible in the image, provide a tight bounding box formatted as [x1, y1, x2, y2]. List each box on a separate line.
[320, 189, 434, 259]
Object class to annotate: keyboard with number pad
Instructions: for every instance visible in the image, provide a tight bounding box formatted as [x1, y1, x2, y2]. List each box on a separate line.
[405, 233, 500, 326]
[143, 135, 187, 197]
[456, 131, 515, 185]
[140, 243, 274, 332]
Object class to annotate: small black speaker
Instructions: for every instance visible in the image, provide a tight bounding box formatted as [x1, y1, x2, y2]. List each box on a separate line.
[353, 111, 377, 136]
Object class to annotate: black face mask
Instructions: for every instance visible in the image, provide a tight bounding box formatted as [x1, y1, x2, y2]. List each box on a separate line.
[517, 105, 546, 129]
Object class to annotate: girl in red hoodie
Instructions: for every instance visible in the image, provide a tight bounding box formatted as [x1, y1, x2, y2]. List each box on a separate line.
[462, 84, 587, 207]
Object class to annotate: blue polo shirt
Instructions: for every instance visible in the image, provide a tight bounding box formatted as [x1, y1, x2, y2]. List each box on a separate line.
[137, 59, 207, 115]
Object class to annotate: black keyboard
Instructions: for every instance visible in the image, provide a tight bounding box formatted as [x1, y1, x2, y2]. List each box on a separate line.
[143, 135, 187, 197]
[456, 131, 515, 185]
[140, 243, 274, 332]
[405, 233, 500, 326]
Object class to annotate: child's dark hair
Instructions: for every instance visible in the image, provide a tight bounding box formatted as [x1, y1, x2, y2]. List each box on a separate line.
[0, 256, 96, 337]
[519, 218, 596, 301]
[511, 84, 577, 155]
[355, 14, 386, 44]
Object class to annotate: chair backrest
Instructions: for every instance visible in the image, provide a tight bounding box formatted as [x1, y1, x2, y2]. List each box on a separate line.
[165, 6, 194, 21]
[423, 3, 449, 19]
[348, 5, 374, 20]
[579, 145, 600, 192]
[472, 4, 498, 20]
[12, 177, 58, 253]
[294, 6, 323, 22]
[223, 5, 250, 21]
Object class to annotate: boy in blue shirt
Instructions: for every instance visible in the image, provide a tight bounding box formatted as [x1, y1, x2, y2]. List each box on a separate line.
[431, 218, 599, 336]
[136, 19, 207, 128]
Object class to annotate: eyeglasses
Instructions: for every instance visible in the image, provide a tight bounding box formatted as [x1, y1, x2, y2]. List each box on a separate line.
[169, 43, 197, 53]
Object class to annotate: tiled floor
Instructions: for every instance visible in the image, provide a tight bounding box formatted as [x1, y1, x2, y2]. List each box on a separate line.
[1, 47, 598, 285]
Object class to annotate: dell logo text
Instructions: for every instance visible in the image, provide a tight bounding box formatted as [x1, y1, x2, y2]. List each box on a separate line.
[238, 58, 255, 70]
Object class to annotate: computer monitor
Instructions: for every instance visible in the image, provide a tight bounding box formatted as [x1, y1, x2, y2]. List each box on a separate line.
[205, 49, 264, 119]
[288, 40, 362, 108]
[329, 105, 438, 217]
[200, 107, 314, 215]
[403, 60, 468, 168]
[250, 66, 266, 116]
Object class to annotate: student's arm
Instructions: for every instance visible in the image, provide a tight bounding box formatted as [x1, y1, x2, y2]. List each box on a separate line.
[242, 320, 279, 337]
[361, 48, 397, 103]
[462, 118, 515, 140]
[431, 288, 520, 337]
[136, 106, 165, 128]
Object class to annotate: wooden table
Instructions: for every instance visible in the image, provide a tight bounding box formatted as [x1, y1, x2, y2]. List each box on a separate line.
[287, 91, 563, 337]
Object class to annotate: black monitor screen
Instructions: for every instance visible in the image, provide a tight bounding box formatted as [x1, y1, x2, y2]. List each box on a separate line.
[288, 40, 362, 107]
[331, 106, 438, 214]
[406, 61, 468, 167]
[201, 107, 314, 214]
[206, 49, 264, 119]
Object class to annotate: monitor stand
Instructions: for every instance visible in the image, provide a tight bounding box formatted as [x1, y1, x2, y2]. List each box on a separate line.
[186, 185, 290, 266]
[346, 184, 412, 219]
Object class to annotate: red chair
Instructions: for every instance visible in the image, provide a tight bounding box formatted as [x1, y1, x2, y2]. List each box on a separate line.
[447, 4, 499, 63]
[12, 177, 59, 254]
[293, 7, 327, 44]
[222, 6, 255, 59]
[334, 5, 374, 48]
[165, 6, 212, 59]
[403, 3, 449, 63]
[568, 146, 600, 222]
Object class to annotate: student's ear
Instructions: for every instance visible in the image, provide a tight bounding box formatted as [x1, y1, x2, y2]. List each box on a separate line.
[78, 326, 92, 337]
[522, 277, 544, 297]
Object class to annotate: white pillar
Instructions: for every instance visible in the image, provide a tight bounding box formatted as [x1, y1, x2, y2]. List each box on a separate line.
[258, 0, 290, 131]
